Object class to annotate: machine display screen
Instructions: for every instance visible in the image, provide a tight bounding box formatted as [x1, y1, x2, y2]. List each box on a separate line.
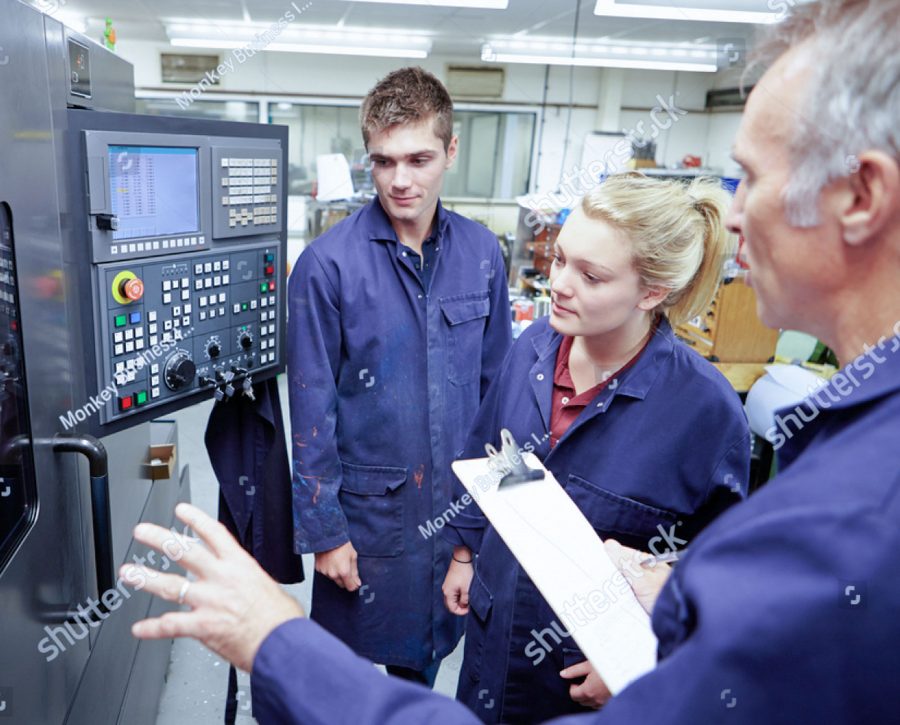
[108, 145, 199, 241]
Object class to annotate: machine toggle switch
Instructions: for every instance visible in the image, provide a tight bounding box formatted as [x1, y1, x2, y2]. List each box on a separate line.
[242, 375, 255, 401]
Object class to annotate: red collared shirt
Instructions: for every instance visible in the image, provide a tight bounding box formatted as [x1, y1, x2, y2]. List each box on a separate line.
[550, 331, 652, 447]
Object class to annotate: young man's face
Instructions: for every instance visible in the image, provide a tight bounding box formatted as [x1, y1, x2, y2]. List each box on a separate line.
[366, 118, 458, 231]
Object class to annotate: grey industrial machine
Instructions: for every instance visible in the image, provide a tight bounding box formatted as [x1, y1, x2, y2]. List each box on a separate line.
[0, 1, 287, 722]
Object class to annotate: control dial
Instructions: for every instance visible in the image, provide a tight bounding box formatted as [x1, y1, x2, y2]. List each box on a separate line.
[205, 335, 222, 360]
[164, 350, 196, 391]
[238, 331, 254, 350]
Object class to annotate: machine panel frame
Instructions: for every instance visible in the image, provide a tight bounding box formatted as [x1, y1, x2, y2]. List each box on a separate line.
[65, 110, 288, 437]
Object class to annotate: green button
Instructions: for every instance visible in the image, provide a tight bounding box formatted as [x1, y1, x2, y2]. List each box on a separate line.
[241, 302, 248, 312]
[260, 283, 268, 293]
[114, 314, 127, 328]
[265, 253, 274, 263]
[135, 390, 148, 405]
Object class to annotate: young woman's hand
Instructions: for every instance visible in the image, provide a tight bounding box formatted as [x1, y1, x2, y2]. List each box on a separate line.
[560, 660, 612, 709]
[442, 546, 475, 615]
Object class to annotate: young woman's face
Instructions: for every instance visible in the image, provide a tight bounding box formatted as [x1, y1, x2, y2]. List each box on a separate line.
[548, 207, 659, 338]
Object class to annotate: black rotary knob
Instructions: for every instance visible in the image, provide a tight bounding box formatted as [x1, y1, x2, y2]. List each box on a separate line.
[207, 342, 221, 359]
[164, 353, 196, 391]
[239, 332, 253, 350]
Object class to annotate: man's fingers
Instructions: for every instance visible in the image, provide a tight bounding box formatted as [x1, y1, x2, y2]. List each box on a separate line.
[119, 566, 216, 608]
[132, 610, 202, 640]
[174, 502, 241, 560]
[131, 521, 217, 577]
[604, 539, 648, 580]
[604, 539, 629, 567]
[343, 573, 361, 592]
[605, 538, 648, 567]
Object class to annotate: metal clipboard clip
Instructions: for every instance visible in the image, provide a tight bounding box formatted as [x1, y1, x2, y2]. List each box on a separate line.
[485, 429, 545, 489]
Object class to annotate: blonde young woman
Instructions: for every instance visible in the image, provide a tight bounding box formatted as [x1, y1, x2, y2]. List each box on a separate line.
[442, 173, 752, 723]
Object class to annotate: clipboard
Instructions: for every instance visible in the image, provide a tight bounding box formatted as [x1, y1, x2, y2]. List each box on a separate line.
[452, 430, 658, 694]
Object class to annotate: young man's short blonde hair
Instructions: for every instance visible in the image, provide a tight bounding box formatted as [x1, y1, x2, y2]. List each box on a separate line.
[360, 67, 454, 151]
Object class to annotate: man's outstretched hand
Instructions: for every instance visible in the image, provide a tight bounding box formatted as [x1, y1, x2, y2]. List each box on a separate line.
[120, 502, 304, 673]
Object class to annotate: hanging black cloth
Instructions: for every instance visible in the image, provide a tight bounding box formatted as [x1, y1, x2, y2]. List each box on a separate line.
[204, 377, 304, 724]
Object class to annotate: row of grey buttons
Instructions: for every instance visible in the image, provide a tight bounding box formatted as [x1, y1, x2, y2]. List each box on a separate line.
[111, 236, 205, 256]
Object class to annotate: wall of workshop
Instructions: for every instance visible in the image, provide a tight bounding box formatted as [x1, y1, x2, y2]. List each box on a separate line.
[118, 39, 745, 235]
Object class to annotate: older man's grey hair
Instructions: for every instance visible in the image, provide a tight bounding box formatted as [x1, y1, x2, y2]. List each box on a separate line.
[747, 0, 900, 228]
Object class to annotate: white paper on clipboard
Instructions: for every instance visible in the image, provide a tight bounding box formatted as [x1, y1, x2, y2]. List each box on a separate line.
[452, 453, 658, 694]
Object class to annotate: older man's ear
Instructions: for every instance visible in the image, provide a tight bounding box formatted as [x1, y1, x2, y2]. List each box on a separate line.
[836, 151, 900, 246]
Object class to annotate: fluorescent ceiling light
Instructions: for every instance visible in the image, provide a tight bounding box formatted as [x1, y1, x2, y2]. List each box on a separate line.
[482, 38, 719, 72]
[170, 38, 428, 58]
[264, 43, 427, 58]
[166, 21, 432, 59]
[483, 52, 717, 72]
[594, 0, 782, 24]
[347, 0, 508, 8]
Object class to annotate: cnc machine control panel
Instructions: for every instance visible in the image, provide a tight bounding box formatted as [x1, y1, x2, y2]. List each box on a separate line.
[69, 112, 288, 432]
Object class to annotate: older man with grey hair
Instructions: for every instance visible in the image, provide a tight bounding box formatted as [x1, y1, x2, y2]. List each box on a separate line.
[121, 1, 900, 722]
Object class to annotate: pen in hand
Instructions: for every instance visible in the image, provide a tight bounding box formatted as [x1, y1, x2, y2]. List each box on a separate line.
[640, 549, 686, 568]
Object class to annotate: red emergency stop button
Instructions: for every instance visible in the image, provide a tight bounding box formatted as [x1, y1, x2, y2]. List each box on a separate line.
[119, 395, 134, 411]
[121, 277, 144, 301]
[264, 264, 274, 276]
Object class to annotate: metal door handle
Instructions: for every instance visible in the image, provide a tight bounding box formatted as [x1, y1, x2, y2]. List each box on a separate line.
[53, 436, 112, 596]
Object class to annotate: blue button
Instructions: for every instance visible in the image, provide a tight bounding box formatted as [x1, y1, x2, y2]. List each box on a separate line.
[129, 312, 142, 324]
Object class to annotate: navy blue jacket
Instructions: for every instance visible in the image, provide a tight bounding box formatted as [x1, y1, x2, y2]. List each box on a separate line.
[445, 316, 750, 722]
[287, 197, 511, 668]
[251, 335, 900, 724]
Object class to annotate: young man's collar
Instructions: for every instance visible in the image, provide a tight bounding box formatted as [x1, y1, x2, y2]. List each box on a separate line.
[366, 196, 450, 244]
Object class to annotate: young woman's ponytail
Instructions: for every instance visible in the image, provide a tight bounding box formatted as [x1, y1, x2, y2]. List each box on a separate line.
[581, 173, 737, 326]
